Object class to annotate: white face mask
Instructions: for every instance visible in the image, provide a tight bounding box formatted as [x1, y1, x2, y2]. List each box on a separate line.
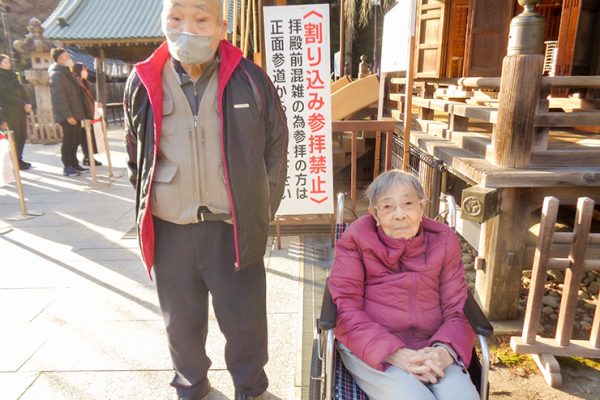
[165, 29, 216, 65]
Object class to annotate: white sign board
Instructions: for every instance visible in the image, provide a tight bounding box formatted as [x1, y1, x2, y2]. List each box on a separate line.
[0, 133, 15, 187]
[264, 4, 334, 215]
[380, 0, 417, 73]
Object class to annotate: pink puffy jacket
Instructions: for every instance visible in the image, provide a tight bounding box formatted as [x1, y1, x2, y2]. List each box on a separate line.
[328, 215, 475, 371]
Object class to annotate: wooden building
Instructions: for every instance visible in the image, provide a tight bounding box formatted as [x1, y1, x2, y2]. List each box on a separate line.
[41, 0, 164, 108]
[415, 0, 599, 81]
[383, 0, 600, 320]
[41, 0, 163, 62]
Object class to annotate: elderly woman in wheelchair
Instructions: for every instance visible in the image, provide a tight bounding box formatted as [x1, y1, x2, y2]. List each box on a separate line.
[327, 170, 479, 400]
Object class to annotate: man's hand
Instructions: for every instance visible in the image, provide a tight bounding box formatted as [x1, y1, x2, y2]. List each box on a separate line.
[67, 117, 77, 125]
[24, 104, 32, 113]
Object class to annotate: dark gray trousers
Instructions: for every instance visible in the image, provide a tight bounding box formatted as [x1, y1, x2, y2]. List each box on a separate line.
[60, 122, 81, 168]
[153, 217, 268, 398]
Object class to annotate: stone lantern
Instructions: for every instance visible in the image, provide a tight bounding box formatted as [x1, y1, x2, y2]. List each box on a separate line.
[13, 17, 63, 143]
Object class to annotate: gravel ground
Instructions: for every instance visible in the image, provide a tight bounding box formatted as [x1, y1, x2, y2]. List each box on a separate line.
[459, 239, 600, 399]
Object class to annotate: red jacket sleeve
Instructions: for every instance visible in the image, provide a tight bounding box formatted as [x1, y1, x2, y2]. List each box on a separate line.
[328, 229, 405, 371]
[426, 230, 476, 366]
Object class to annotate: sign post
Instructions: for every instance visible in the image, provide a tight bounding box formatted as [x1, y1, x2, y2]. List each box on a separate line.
[3, 130, 43, 221]
[264, 4, 334, 218]
[83, 120, 98, 186]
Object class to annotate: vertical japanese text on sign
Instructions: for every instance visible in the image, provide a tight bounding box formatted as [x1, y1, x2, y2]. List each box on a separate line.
[263, 4, 333, 215]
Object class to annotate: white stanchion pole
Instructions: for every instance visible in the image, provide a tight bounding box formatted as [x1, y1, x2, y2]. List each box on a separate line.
[5, 130, 43, 221]
[83, 120, 98, 186]
[100, 114, 114, 178]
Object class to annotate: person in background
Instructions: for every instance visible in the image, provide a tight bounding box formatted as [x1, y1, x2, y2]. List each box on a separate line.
[0, 54, 33, 170]
[328, 170, 479, 400]
[49, 48, 89, 177]
[71, 62, 102, 167]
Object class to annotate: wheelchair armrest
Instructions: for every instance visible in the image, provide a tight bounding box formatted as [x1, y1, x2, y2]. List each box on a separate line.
[318, 279, 338, 331]
[464, 291, 494, 337]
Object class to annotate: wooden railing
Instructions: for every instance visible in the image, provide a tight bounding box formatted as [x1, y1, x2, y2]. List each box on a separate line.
[410, 75, 600, 168]
[26, 110, 62, 144]
[332, 120, 396, 211]
[510, 196, 600, 387]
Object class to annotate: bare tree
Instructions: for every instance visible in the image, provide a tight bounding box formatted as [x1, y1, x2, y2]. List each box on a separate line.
[344, 0, 396, 39]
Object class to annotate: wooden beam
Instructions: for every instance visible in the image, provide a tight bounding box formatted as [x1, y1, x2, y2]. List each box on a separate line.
[412, 76, 600, 89]
[532, 353, 563, 388]
[233, 0, 239, 46]
[552, 232, 600, 244]
[556, 198, 594, 346]
[549, 97, 600, 110]
[523, 243, 600, 266]
[530, 149, 600, 167]
[543, 76, 600, 88]
[522, 197, 559, 343]
[534, 111, 600, 127]
[95, 49, 107, 106]
[332, 120, 396, 132]
[412, 97, 499, 123]
[403, 35, 416, 172]
[546, 258, 600, 271]
[511, 336, 600, 358]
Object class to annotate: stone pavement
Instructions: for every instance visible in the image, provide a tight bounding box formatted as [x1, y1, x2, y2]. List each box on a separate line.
[0, 128, 325, 400]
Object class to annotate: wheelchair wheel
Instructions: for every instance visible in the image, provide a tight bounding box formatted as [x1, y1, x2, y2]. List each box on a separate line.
[309, 338, 323, 400]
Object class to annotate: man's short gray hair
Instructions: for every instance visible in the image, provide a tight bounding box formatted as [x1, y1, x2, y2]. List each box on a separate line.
[365, 170, 425, 207]
[161, 0, 226, 34]
[162, 0, 225, 19]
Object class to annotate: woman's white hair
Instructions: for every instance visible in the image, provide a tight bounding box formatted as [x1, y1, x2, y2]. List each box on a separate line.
[365, 170, 425, 207]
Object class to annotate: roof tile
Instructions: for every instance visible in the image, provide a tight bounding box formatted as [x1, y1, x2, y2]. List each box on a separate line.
[42, 0, 163, 42]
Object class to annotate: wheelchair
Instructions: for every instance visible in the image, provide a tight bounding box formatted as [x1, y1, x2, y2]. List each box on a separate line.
[309, 193, 494, 400]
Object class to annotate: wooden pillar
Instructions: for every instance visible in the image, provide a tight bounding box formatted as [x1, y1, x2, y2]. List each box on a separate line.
[340, 0, 345, 77]
[95, 49, 107, 107]
[491, 55, 543, 167]
[476, 188, 535, 320]
[532, 83, 551, 151]
[477, 0, 546, 320]
[418, 83, 435, 120]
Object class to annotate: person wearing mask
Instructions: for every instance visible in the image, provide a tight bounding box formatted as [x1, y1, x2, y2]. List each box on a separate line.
[0, 54, 33, 170]
[71, 62, 102, 167]
[123, 0, 288, 398]
[49, 48, 89, 177]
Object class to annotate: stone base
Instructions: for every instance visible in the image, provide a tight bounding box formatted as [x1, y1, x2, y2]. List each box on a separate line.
[27, 112, 62, 144]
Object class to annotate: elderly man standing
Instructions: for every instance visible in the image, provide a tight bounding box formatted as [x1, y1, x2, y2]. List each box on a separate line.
[0, 54, 33, 170]
[123, 0, 288, 399]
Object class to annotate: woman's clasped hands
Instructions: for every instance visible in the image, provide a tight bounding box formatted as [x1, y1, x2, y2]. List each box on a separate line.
[384, 346, 454, 384]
